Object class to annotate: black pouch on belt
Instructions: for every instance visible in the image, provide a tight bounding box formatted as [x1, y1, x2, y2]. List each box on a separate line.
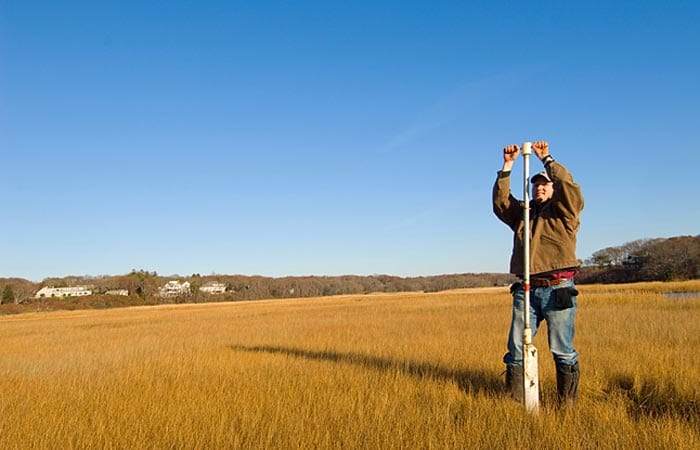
[553, 286, 579, 310]
[509, 282, 522, 294]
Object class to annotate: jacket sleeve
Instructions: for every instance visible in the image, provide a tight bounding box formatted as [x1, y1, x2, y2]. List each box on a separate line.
[492, 170, 523, 231]
[546, 161, 584, 224]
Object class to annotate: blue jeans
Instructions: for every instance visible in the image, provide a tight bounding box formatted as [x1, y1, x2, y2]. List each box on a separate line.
[503, 279, 579, 367]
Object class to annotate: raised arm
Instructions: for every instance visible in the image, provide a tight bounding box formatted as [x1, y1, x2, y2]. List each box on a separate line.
[533, 141, 584, 221]
[493, 144, 524, 230]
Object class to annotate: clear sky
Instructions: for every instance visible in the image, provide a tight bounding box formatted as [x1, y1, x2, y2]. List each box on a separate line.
[1, 1, 698, 281]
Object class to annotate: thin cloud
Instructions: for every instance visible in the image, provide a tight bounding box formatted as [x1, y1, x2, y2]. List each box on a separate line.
[379, 68, 535, 154]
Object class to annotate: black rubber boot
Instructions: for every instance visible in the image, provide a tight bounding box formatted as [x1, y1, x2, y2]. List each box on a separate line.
[556, 362, 580, 406]
[505, 365, 524, 402]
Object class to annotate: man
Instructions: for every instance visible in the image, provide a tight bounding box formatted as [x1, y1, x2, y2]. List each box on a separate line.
[492, 141, 584, 406]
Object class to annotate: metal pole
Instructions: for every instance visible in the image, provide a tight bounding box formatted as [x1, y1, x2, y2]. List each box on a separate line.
[521, 141, 540, 412]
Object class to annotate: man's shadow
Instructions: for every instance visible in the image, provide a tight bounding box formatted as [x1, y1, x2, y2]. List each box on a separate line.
[230, 344, 504, 397]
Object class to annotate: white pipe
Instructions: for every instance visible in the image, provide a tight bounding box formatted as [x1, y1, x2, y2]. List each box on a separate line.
[521, 141, 540, 412]
[521, 141, 532, 343]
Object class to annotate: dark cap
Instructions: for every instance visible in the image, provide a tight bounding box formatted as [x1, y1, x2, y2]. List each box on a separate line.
[531, 170, 552, 183]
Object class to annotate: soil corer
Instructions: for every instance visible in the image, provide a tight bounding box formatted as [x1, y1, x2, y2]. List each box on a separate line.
[521, 141, 540, 413]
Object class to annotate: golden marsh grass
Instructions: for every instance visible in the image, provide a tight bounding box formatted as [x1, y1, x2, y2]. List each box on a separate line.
[1, 281, 699, 449]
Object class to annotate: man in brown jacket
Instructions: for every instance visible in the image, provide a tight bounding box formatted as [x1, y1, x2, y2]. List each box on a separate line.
[493, 141, 584, 406]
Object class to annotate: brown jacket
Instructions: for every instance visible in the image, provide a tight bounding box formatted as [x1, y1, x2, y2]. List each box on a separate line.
[493, 160, 584, 276]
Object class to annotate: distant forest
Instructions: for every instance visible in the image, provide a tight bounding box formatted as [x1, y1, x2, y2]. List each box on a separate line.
[577, 234, 700, 284]
[1, 234, 698, 314]
[0, 272, 516, 314]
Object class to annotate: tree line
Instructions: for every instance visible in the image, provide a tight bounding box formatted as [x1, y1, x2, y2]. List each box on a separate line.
[2, 234, 698, 312]
[0, 271, 516, 311]
[578, 235, 700, 283]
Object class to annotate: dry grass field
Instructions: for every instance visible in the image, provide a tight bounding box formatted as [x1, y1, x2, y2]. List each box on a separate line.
[1, 280, 698, 449]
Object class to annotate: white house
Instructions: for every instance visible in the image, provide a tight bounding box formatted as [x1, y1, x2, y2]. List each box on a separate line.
[200, 282, 226, 295]
[105, 289, 129, 296]
[35, 286, 92, 298]
[159, 280, 191, 297]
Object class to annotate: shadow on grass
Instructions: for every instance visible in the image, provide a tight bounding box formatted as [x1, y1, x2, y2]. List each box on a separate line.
[607, 374, 699, 423]
[230, 344, 504, 397]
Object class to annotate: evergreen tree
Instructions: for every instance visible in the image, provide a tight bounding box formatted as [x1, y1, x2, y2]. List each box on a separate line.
[2, 285, 15, 304]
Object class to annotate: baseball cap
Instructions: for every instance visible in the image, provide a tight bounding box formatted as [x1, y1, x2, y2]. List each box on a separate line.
[531, 170, 552, 183]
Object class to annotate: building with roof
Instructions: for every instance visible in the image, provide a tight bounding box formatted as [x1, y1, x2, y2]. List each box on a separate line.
[35, 286, 92, 298]
[158, 280, 191, 297]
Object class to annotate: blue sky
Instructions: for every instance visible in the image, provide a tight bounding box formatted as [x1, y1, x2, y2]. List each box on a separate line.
[1, 1, 698, 281]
